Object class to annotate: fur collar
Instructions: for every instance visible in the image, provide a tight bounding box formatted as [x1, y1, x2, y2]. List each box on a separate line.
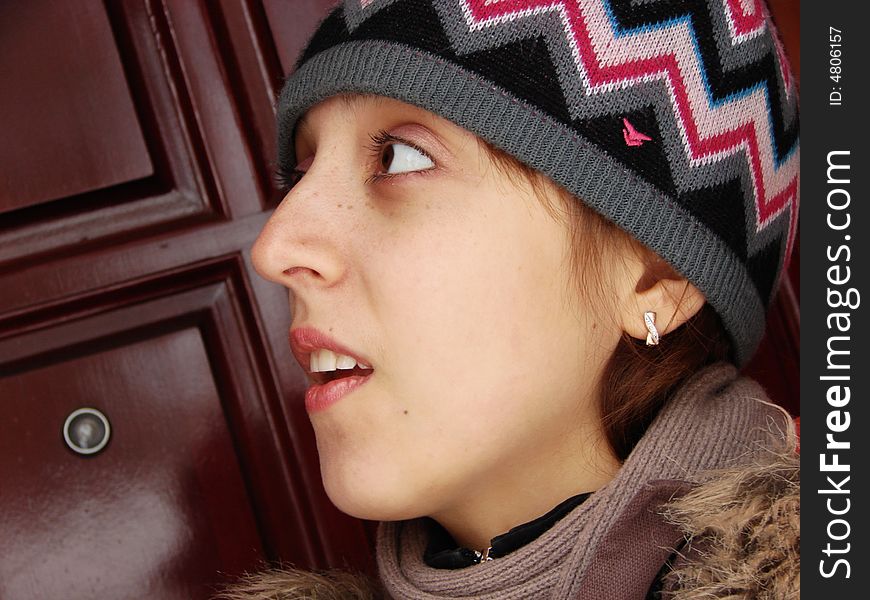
[661, 451, 800, 599]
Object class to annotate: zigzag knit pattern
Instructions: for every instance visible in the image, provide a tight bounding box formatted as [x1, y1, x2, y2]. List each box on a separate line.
[276, 0, 800, 365]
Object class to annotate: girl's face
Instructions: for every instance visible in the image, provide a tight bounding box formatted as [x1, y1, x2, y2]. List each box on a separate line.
[252, 95, 625, 534]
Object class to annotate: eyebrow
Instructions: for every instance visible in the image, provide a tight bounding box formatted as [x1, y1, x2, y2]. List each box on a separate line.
[296, 93, 391, 137]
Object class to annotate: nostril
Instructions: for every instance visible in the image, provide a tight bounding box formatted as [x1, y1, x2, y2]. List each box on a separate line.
[284, 266, 321, 279]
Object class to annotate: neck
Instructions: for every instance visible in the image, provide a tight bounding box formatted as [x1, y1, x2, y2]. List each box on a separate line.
[377, 363, 794, 600]
[429, 428, 621, 550]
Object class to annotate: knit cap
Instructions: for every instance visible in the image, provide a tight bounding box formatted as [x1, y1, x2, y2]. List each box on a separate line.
[275, 0, 800, 366]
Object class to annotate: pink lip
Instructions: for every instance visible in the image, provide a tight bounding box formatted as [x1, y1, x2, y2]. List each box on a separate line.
[305, 374, 373, 413]
[289, 326, 374, 413]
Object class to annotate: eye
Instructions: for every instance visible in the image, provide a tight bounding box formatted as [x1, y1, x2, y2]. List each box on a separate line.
[368, 130, 435, 180]
[380, 142, 434, 174]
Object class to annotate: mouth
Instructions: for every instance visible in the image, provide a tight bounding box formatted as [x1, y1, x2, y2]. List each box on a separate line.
[289, 326, 375, 385]
[291, 337, 374, 413]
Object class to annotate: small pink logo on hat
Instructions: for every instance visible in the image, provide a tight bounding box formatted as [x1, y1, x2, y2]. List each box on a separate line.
[622, 118, 652, 147]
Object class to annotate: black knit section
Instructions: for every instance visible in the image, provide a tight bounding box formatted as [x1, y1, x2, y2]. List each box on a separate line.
[455, 37, 572, 124]
[348, 0, 453, 55]
[574, 107, 677, 197]
[297, 8, 349, 67]
[680, 178, 749, 262]
[745, 237, 783, 309]
[608, 0, 798, 164]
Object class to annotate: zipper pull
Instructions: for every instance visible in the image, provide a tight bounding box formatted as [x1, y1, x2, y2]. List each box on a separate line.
[474, 546, 493, 564]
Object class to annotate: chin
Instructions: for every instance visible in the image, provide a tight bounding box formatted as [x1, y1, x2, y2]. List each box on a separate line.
[319, 454, 429, 522]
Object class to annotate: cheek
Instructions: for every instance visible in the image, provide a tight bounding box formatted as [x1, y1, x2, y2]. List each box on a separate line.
[376, 201, 579, 427]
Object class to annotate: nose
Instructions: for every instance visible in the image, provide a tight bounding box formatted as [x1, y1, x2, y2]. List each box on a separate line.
[251, 166, 347, 291]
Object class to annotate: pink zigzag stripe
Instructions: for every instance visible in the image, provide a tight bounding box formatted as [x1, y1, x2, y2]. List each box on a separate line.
[723, 0, 765, 38]
[462, 0, 798, 260]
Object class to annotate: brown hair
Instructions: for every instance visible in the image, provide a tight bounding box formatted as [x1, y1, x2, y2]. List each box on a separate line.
[482, 142, 731, 461]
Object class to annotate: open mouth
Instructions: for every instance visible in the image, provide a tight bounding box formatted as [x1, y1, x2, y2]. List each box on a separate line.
[289, 328, 375, 391]
[305, 345, 374, 386]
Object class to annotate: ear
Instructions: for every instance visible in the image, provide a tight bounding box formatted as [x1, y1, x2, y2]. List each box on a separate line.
[618, 254, 707, 342]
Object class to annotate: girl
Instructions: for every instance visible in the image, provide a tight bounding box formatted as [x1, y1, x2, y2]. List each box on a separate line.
[223, 1, 799, 597]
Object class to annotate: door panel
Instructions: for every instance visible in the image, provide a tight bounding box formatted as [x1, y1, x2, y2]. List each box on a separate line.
[0, 1, 153, 211]
[1, 326, 262, 599]
[1, 1, 371, 598]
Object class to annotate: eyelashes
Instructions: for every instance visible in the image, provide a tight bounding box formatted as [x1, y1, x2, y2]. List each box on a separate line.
[274, 129, 437, 194]
[364, 129, 396, 184]
[274, 163, 306, 194]
[367, 129, 395, 158]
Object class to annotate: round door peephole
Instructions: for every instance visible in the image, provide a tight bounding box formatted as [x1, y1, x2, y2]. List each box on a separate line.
[63, 408, 111, 456]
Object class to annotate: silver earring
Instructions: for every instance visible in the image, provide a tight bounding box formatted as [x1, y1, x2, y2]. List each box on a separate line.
[644, 311, 659, 346]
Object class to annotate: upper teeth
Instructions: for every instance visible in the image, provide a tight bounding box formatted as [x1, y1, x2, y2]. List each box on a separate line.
[310, 348, 372, 372]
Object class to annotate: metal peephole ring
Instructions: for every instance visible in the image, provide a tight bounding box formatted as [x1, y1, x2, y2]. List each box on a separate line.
[63, 408, 111, 456]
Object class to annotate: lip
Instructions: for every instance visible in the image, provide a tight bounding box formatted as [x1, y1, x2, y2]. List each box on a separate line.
[304, 374, 373, 413]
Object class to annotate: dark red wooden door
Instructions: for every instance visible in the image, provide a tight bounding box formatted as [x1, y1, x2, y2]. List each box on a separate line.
[0, 1, 799, 599]
[0, 2, 372, 599]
